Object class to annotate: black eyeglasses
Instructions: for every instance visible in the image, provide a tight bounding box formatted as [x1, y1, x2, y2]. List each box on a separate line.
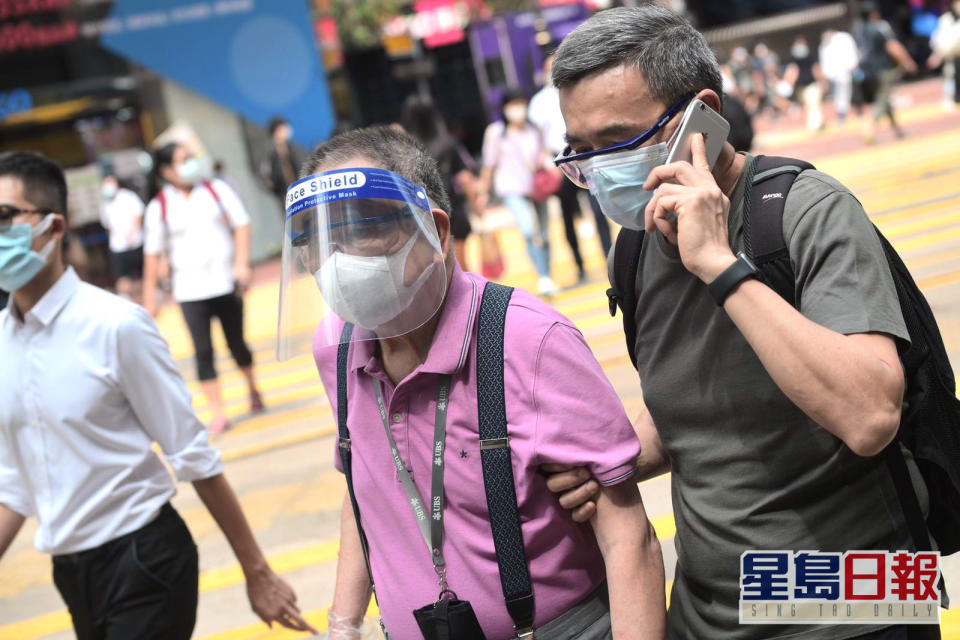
[0, 204, 52, 228]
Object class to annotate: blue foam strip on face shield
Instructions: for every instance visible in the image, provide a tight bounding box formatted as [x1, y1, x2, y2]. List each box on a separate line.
[285, 168, 431, 220]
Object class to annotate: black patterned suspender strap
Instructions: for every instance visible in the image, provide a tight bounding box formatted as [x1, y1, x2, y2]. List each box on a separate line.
[476, 282, 535, 638]
[335, 323, 387, 635]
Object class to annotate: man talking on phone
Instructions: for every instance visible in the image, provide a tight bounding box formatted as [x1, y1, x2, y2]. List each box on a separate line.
[544, 6, 939, 640]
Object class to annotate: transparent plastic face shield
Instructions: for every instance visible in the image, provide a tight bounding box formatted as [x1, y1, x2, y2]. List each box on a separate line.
[277, 167, 447, 361]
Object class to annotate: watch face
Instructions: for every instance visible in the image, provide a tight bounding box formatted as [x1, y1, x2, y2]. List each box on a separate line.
[736, 251, 760, 274]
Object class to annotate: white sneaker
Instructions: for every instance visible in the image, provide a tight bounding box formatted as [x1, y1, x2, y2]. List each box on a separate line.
[537, 276, 558, 297]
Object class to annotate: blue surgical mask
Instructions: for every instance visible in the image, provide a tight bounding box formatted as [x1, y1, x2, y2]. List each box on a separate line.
[0, 214, 56, 291]
[581, 142, 670, 230]
[177, 158, 200, 184]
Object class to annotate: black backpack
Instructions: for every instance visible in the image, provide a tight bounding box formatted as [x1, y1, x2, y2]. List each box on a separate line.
[607, 155, 960, 556]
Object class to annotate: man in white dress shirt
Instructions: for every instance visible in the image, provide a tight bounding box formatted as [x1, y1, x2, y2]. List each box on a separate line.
[0, 152, 316, 639]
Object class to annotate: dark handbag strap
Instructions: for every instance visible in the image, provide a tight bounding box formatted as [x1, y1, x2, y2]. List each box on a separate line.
[476, 282, 535, 635]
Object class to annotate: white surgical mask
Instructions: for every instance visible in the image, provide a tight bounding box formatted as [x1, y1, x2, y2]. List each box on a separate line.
[315, 231, 437, 330]
[101, 184, 118, 200]
[504, 105, 528, 124]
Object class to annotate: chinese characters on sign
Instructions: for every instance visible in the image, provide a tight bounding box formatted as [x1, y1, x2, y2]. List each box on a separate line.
[740, 551, 941, 624]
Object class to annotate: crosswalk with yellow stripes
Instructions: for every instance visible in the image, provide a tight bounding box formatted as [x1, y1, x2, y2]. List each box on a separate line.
[3, 96, 960, 639]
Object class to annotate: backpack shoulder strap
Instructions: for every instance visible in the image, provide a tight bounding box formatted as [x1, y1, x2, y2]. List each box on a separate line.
[743, 155, 815, 307]
[156, 190, 168, 224]
[606, 227, 645, 370]
[476, 282, 535, 636]
[203, 180, 233, 230]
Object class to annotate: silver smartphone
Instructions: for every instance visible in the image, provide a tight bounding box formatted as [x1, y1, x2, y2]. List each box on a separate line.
[664, 98, 730, 169]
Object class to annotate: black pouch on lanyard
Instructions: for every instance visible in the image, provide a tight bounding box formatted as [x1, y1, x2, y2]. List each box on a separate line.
[413, 592, 486, 640]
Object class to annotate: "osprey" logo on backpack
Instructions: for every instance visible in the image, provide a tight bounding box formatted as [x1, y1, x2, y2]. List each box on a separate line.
[761, 192, 784, 202]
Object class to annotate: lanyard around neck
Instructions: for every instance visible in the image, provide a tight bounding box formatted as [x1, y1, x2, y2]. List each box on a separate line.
[371, 375, 452, 578]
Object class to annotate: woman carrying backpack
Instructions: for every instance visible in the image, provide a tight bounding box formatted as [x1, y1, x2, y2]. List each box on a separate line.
[142, 142, 264, 435]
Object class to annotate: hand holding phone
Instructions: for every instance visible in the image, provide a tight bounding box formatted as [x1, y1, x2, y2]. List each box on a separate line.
[660, 99, 730, 225]
[665, 99, 729, 168]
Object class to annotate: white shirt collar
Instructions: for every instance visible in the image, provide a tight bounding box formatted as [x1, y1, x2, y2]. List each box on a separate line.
[15, 267, 80, 327]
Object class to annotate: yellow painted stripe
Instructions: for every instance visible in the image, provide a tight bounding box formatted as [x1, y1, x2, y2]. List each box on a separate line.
[0, 610, 72, 640]
[893, 226, 960, 253]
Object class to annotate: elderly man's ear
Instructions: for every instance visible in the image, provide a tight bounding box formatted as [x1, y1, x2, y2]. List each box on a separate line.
[431, 208, 453, 257]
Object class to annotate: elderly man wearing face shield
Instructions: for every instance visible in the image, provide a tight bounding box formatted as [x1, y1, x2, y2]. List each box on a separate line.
[277, 126, 667, 640]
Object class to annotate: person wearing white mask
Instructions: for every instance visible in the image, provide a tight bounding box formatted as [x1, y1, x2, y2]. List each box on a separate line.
[142, 142, 264, 435]
[277, 126, 665, 640]
[477, 89, 559, 296]
[99, 172, 145, 299]
[0, 151, 316, 639]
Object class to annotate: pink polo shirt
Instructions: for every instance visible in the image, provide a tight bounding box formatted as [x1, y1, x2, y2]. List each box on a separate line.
[314, 264, 640, 640]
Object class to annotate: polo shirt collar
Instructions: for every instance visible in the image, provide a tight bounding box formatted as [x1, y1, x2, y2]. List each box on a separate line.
[24, 267, 79, 327]
[348, 263, 480, 377]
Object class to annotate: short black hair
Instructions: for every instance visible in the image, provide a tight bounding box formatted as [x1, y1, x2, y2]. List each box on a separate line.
[268, 116, 289, 136]
[0, 151, 68, 218]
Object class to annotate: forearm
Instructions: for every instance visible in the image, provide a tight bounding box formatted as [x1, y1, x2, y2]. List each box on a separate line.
[0, 504, 25, 561]
[886, 40, 915, 69]
[233, 225, 251, 268]
[592, 484, 666, 640]
[723, 277, 903, 454]
[478, 167, 494, 198]
[192, 474, 267, 574]
[143, 253, 159, 301]
[331, 496, 372, 622]
[634, 409, 671, 482]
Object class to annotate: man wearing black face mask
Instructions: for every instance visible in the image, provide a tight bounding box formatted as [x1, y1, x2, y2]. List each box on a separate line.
[544, 7, 943, 640]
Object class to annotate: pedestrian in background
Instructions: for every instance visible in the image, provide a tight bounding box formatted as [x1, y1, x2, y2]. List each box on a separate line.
[99, 172, 144, 300]
[530, 52, 612, 283]
[0, 151, 315, 640]
[401, 95, 476, 271]
[819, 29, 860, 125]
[261, 116, 306, 213]
[142, 142, 264, 436]
[783, 35, 826, 131]
[927, 1, 960, 110]
[857, 1, 919, 143]
[478, 89, 559, 296]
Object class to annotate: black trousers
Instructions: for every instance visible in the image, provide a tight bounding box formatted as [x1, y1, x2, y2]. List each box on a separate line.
[180, 291, 254, 381]
[852, 624, 942, 639]
[556, 180, 614, 273]
[52, 504, 199, 640]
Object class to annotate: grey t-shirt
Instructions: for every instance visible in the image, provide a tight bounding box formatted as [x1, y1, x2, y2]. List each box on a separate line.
[618, 155, 918, 639]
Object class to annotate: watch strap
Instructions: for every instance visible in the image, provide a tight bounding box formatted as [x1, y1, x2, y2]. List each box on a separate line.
[707, 252, 758, 306]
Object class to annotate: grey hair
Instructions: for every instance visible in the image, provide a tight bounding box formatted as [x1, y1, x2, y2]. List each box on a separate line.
[552, 6, 722, 108]
[303, 126, 451, 214]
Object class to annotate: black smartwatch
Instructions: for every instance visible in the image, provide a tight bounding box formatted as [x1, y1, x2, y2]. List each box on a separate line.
[707, 251, 759, 306]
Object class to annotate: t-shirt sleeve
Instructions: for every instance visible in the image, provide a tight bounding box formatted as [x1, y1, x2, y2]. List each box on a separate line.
[211, 179, 251, 228]
[784, 172, 909, 344]
[532, 323, 640, 486]
[142, 198, 164, 256]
